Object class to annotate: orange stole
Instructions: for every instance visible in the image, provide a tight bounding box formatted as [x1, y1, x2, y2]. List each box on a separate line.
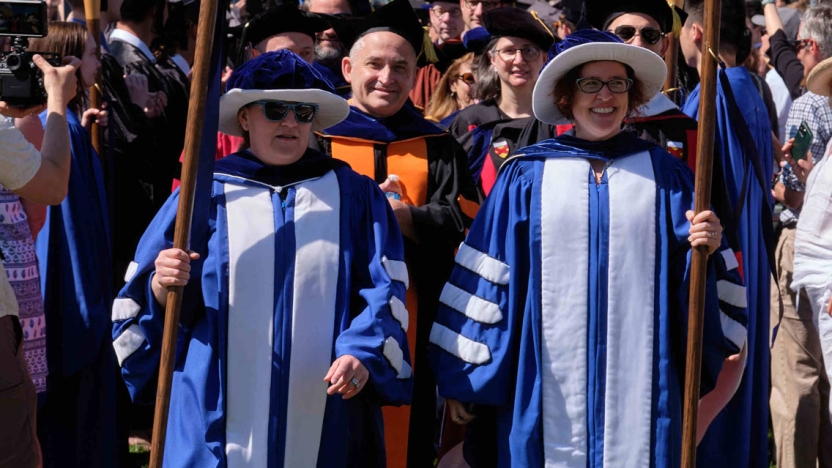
[326, 135, 431, 468]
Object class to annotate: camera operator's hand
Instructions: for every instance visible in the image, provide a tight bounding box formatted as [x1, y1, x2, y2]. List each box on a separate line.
[0, 101, 46, 119]
[36, 54, 81, 110]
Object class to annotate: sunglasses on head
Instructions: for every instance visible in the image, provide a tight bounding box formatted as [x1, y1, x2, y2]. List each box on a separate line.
[457, 72, 476, 85]
[251, 100, 319, 124]
[609, 25, 665, 45]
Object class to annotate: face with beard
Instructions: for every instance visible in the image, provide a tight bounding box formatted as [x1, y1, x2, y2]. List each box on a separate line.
[308, 0, 352, 67]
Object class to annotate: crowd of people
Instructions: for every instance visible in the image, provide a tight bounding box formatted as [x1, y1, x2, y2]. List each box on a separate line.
[1, 0, 832, 466]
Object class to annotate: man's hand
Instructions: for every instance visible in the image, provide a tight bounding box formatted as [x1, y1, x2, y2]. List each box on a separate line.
[81, 104, 108, 130]
[324, 355, 369, 400]
[447, 399, 476, 425]
[38, 54, 81, 109]
[124, 73, 150, 109]
[388, 199, 417, 241]
[781, 138, 815, 185]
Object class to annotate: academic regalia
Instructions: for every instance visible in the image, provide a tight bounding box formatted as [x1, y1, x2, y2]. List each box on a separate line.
[409, 40, 468, 111]
[313, 61, 352, 98]
[317, 104, 480, 467]
[449, 100, 555, 195]
[430, 131, 748, 468]
[112, 150, 413, 468]
[35, 110, 117, 468]
[155, 53, 191, 175]
[682, 66, 774, 468]
[628, 92, 699, 172]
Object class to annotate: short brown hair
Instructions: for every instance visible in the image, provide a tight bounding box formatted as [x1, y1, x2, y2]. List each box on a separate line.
[551, 62, 648, 121]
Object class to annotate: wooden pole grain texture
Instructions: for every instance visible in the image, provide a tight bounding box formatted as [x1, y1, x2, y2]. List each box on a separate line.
[663, 0, 685, 96]
[148, 0, 220, 465]
[83, 0, 102, 157]
[681, 0, 721, 466]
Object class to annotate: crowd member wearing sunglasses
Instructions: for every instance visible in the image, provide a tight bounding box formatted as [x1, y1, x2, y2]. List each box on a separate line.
[680, 1, 777, 467]
[448, 8, 556, 195]
[431, 30, 744, 468]
[112, 50, 414, 468]
[424, 53, 477, 126]
[585, 0, 703, 174]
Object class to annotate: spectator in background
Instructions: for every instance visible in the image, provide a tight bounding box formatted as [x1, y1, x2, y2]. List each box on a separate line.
[425, 53, 477, 126]
[0, 54, 79, 468]
[790, 57, 832, 429]
[764, 0, 807, 100]
[459, 0, 500, 32]
[304, 0, 353, 88]
[750, 1, 793, 141]
[770, 6, 832, 467]
[27, 22, 117, 468]
[427, 0, 464, 45]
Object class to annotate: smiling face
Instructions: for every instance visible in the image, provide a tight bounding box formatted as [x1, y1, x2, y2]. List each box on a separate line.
[571, 61, 630, 142]
[80, 32, 100, 89]
[489, 36, 546, 92]
[342, 31, 417, 118]
[308, 0, 351, 63]
[238, 102, 312, 166]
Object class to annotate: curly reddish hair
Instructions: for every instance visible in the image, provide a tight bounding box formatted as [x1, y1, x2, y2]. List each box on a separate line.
[551, 62, 648, 121]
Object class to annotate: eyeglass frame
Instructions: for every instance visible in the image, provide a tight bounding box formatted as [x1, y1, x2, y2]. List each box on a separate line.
[462, 0, 501, 11]
[456, 72, 476, 85]
[607, 25, 666, 45]
[430, 5, 463, 18]
[791, 38, 813, 51]
[491, 46, 542, 62]
[574, 78, 634, 94]
[249, 100, 320, 124]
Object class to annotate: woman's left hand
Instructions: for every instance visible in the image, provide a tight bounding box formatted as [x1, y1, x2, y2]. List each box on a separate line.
[81, 104, 108, 130]
[686, 210, 722, 256]
[324, 355, 369, 400]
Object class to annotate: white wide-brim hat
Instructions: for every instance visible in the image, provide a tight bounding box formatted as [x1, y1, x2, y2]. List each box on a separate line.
[532, 42, 668, 125]
[807, 56, 832, 98]
[219, 88, 350, 136]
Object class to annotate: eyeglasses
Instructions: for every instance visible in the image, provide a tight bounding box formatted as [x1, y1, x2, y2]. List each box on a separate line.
[492, 46, 541, 62]
[575, 78, 633, 94]
[251, 100, 319, 124]
[609, 25, 665, 45]
[431, 6, 462, 18]
[791, 38, 812, 51]
[462, 0, 501, 11]
[456, 72, 476, 85]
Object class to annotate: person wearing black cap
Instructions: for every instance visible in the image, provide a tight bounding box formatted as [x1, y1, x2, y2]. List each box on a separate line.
[584, 0, 701, 171]
[448, 7, 555, 195]
[304, 0, 353, 81]
[239, 3, 328, 64]
[319, 1, 480, 466]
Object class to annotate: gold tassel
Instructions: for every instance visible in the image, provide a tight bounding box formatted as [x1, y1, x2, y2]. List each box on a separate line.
[422, 26, 439, 63]
[530, 10, 555, 38]
[667, 0, 682, 37]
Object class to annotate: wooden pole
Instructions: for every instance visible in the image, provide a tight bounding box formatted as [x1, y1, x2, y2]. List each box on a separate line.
[663, 0, 685, 97]
[148, 0, 220, 466]
[83, 0, 102, 157]
[681, 0, 721, 466]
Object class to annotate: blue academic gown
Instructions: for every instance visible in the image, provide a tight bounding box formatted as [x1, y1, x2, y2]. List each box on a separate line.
[35, 110, 116, 468]
[429, 132, 747, 468]
[112, 150, 413, 468]
[683, 66, 774, 468]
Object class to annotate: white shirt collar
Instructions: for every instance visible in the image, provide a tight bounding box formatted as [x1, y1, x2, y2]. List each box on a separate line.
[110, 29, 156, 63]
[170, 54, 191, 76]
[639, 92, 679, 118]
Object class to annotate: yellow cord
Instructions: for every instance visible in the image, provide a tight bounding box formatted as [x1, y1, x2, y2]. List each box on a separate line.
[667, 0, 682, 37]
[422, 27, 439, 63]
[530, 10, 555, 38]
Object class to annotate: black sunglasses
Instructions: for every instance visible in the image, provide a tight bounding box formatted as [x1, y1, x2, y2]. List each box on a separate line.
[791, 38, 812, 51]
[252, 100, 319, 124]
[609, 25, 665, 45]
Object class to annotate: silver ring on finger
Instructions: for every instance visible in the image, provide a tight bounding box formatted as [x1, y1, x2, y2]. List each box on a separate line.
[455, 416, 463, 422]
[708, 231, 717, 238]
[350, 377, 360, 389]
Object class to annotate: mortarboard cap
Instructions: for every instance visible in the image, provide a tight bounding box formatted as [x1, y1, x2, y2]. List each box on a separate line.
[242, 4, 330, 49]
[585, 0, 682, 35]
[554, 0, 583, 25]
[332, 0, 438, 66]
[483, 7, 556, 51]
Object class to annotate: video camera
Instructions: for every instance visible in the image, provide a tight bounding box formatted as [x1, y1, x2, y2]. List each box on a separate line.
[0, 1, 61, 107]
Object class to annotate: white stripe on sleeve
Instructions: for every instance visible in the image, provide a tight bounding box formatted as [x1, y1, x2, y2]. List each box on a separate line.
[113, 324, 146, 366]
[455, 243, 510, 285]
[439, 283, 503, 324]
[718, 280, 748, 309]
[429, 323, 491, 364]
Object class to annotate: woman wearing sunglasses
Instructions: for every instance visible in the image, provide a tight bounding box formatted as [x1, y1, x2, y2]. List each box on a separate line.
[448, 8, 555, 195]
[430, 31, 747, 468]
[112, 50, 413, 467]
[425, 53, 477, 127]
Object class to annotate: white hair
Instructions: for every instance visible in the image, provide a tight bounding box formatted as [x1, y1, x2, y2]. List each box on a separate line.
[349, 35, 368, 62]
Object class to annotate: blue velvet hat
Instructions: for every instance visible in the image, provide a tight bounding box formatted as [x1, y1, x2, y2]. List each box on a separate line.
[219, 50, 350, 136]
[532, 29, 666, 125]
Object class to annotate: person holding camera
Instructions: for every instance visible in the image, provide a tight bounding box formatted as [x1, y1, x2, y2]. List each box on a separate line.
[0, 52, 79, 468]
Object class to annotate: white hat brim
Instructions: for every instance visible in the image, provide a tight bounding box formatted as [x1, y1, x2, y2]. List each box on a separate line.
[532, 42, 668, 125]
[219, 88, 350, 136]
[807, 56, 832, 97]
